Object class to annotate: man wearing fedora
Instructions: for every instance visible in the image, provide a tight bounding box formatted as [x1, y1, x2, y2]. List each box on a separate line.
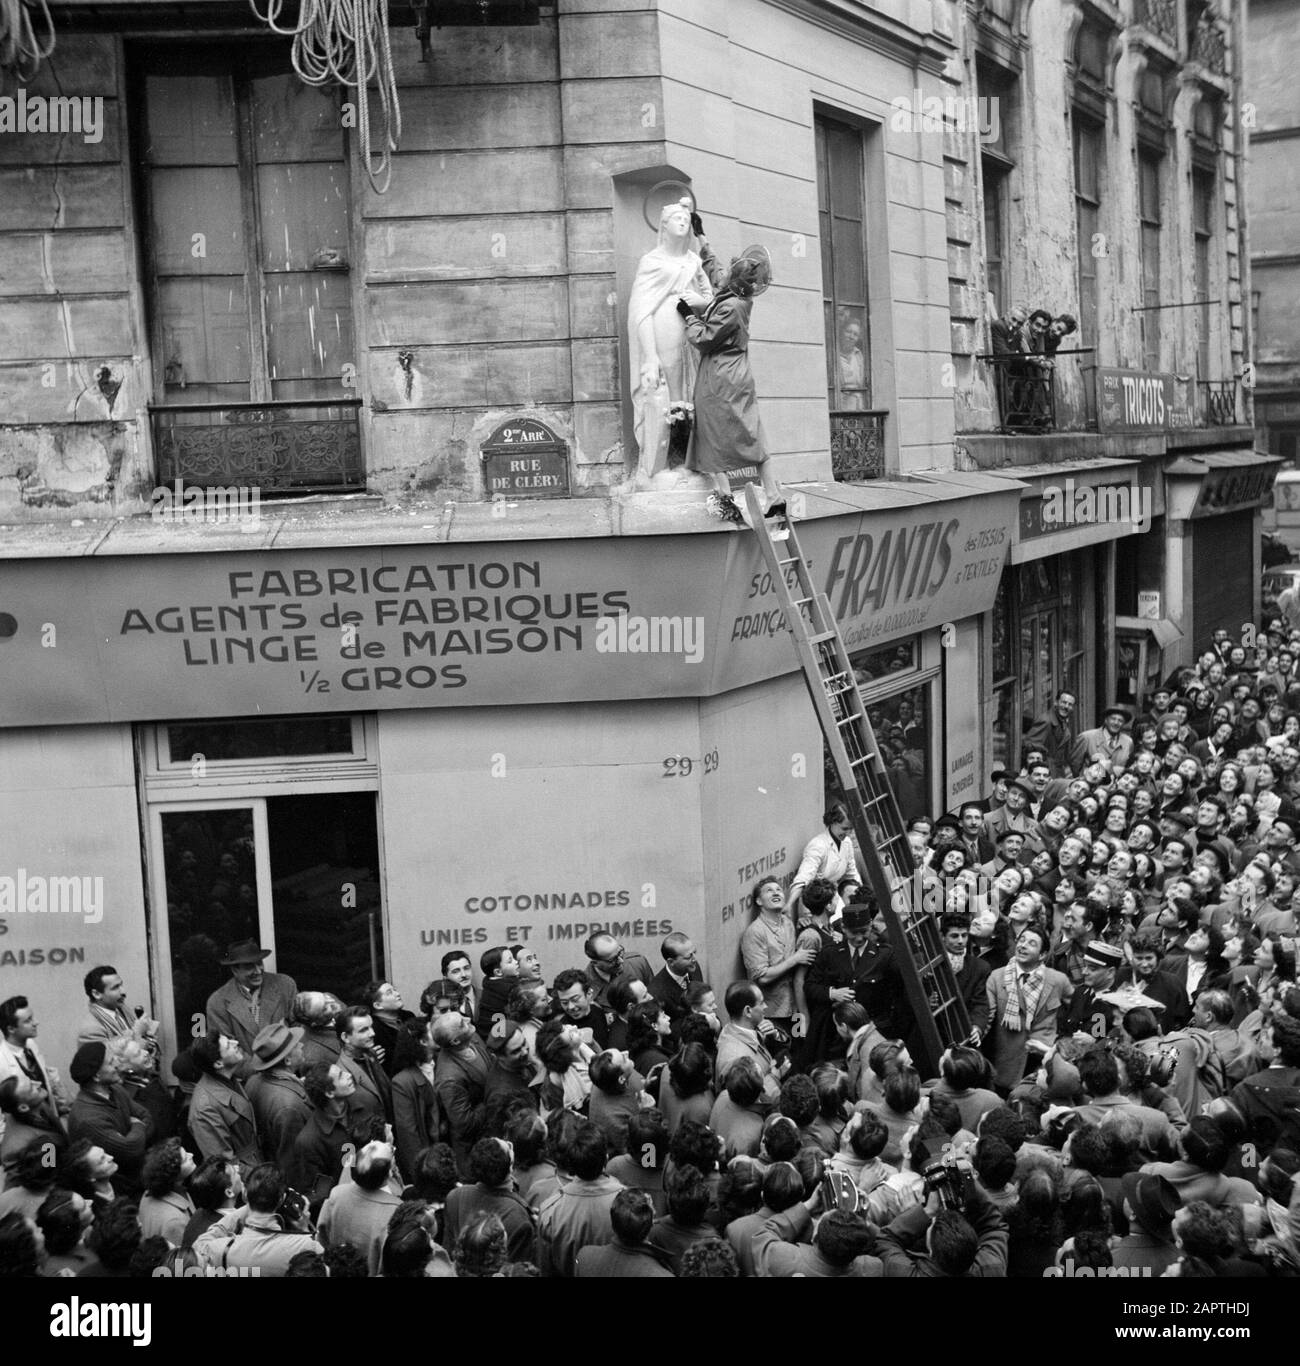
[206, 940, 298, 1081]
[1111, 1171, 1182, 1274]
[246, 1022, 310, 1174]
[982, 779, 1042, 845]
[1072, 704, 1135, 774]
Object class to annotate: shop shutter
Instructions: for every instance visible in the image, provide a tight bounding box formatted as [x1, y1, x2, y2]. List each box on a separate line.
[1191, 511, 1253, 650]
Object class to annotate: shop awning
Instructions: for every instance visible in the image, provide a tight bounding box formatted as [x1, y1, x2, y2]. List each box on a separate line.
[1115, 615, 1183, 649]
[982, 458, 1154, 563]
[1165, 448, 1282, 518]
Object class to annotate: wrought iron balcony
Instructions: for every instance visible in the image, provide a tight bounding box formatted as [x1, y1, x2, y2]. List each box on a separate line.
[1197, 379, 1242, 427]
[150, 398, 365, 496]
[830, 410, 887, 481]
[1137, 0, 1179, 47]
[978, 354, 1058, 434]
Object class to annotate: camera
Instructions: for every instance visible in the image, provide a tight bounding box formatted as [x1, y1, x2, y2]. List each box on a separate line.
[918, 1139, 976, 1213]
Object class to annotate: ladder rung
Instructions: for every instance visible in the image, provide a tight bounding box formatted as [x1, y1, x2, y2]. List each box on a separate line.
[808, 630, 837, 644]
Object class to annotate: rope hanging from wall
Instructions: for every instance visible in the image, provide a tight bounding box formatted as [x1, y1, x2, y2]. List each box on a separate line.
[250, 0, 402, 194]
[0, 0, 56, 80]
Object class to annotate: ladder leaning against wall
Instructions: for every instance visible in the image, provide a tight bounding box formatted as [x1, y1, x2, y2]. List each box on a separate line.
[741, 486, 970, 1076]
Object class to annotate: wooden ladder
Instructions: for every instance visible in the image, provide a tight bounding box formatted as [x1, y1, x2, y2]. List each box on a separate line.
[741, 486, 970, 1074]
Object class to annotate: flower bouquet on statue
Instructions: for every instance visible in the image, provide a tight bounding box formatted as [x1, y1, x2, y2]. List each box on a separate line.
[666, 401, 694, 467]
[706, 491, 745, 525]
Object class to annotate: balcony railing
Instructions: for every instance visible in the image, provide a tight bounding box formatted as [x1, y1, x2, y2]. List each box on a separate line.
[974, 348, 1098, 434]
[1137, 0, 1178, 46]
[978, 354, 1056, 433]
[830, 410, 887, 481]
[150, 398, 365, 496]
[1197, 379, 1242, 427]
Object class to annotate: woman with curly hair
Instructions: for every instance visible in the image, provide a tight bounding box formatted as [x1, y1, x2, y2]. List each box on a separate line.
[0, 1211, 42, 1277]
[535, 1018, 594, 1115]
[390, 1018, 441, 1183]
[453, 1209, 509, 1277]
[659, 1042, 715, 1138]
[137, 1138, 196, 1246]
[625, 999, 674, 1083]
[1005, 1167, 1064, 1277]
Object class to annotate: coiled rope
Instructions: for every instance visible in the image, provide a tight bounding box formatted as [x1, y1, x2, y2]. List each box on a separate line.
[249, 0, 401, 194]
[0, 0, 56, 81]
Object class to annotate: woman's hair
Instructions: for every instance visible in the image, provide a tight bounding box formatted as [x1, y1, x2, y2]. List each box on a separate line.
[882, 1064, 921, 1116]
[1008, 1167, 1062, 1244]
[626, 1001, 667, 1060]
[536, 1017, 577, 1074]
[141, 1139, 186, 1199]
[810, 1063, 850, 1120]
[1061, 1175, 1111, 1239]
[453, 1211, 508, 1278]
[668, 1043, 713, 1100]
[0, 1211, 41, 1278]
[727, 256, 766, 298]
[390, 1017, 432, 1074]
[418, 979, 462, 1018]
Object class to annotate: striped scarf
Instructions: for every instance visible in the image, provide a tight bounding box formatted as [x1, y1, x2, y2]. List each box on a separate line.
[1001, 963, 1045, 1032]
[87, 1004, 132, 1039]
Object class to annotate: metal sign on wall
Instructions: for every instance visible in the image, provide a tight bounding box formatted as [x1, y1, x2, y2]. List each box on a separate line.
[480, 418, 570, 498]
[1096, 367, 1194, 433]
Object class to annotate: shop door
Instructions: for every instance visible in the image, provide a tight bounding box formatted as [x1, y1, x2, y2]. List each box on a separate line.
[149, 793, 383, 1056]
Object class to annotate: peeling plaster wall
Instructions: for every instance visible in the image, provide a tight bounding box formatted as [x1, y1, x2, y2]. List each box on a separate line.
[948, 0, 1246, 437]
[0, 36, 153, 520]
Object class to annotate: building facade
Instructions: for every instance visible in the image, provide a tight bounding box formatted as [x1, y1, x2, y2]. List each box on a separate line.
[1246, 0, 1300, 515]
[1, 0, 1029, 1072]
[944, 0, 1273, 765]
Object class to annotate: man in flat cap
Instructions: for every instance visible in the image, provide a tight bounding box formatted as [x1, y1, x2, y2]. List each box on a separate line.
[1072, 704, 1134, 774]
[206, 940, 298, 1080]
[1111, 1172, 1182, 1275]
[245, 1021, 310, 1174]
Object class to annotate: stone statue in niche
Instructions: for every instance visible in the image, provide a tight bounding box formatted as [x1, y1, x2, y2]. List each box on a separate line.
[627, 198, 713, 487]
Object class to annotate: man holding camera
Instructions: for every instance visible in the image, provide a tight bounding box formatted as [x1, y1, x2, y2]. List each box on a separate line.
[193, 1161, 323, 1276]
[876, 1173, 1009, 1276]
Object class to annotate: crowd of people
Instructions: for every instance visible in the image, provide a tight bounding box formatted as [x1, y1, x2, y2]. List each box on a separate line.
[1, 620, 1299, 1279]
